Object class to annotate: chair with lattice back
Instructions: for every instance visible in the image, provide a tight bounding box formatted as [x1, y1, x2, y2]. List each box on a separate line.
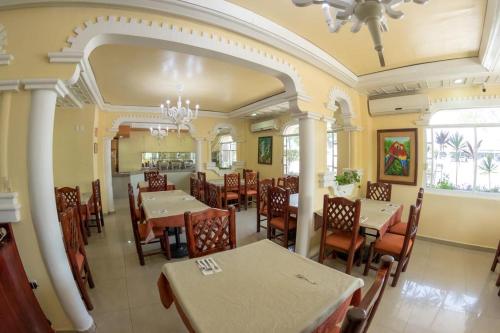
[389, 187, 424, 236]
[318, 195, 365, 275]
[184, 207, 236, 259]
[206, 183, 222, 209]
[256, 178, 275, 232]
[55, 186, 89, 245]
[267, 186, 296, 248]
[241, 171, 258, 210]
[148, 174, 168, 192]
[366, 181, 392, 202]
[223, 173, 241, 211]
[144, 170, 159, 182]
[58, 206, 95, 310]
[197, 172, 207, 202]
[285, 175, 299, 194]
[89, 179, 104, 229]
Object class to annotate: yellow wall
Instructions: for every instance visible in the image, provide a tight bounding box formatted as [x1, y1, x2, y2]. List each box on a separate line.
[118, 130, 195, 172]
[53, 105, 97, 193]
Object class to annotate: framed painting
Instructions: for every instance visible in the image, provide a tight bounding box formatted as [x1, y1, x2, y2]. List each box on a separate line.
[377, 128, 418, 186]
[258, 136, 273, 165]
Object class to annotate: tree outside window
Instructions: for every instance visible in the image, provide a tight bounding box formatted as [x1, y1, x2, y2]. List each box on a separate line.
[283, 124, 299, 175]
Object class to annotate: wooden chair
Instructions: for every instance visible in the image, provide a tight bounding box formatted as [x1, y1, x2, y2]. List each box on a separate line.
[240, 171, 258, 210]
[242, 168, 253, 179]
[364, 200, 422, 287]
[318, 196, 365, 275]
[197, 172, 207, 202]
[267, 186, 296, 248]
[55, 191, 67, 213]
[58, 207, 95, 310]
[366, 181, 392, 201]
[389, 188, 424, 236]
[206, 183, 222, 209]
[128, 183, 170, 265]
[192, 178, 204, 202]
[87, 180, 103, 233]
[223, 173, 241, 212]
[277, 176, 286, 188]
[256, 178, 275, 232]
[184, 207, 236, 259]
[491, 240, 500, 272]
[144, 169, 159, 182]
[148, 174, 168, 192]
[337, 255, 394, 333]
[55, 186, 89, 245]
[285, 175, 299, 194]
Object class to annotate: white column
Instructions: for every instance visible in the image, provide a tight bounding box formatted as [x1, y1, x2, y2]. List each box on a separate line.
[25, 80, 94, 332]
[195, 138, 203, 172]
[104, 137, 115, 213]
[295, 114, 317, 256]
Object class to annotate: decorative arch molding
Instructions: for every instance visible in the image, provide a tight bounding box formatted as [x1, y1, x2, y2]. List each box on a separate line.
[0, 24, 14, 65]
[415, 94, 500, 125]
[48, 15, 309, 111]
[205, 122, 246, 176]
[281, 118, 299, 136]
[326, 87, 357, 130]
[207, 122, 242, 142]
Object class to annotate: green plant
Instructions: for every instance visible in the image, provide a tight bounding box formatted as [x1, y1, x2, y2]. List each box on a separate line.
[447, 132, 467, 186]
[435, 130, 449, 153]
[335, 170, 360, 185]
[436, 175, 454, 190]
[479, 154, 498, 190]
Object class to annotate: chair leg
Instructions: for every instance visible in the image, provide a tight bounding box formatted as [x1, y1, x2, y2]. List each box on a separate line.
[391, 259, 405, 287]
[245, 195, 248, 210]
[257, 215, 261, 233]
[135, 236, 145, 266]
[100, 208, 105, 226]
[84, 260, 95, 289]
[95, 212, 102, 233]
[283, 229, 288, 249]
[363, 243, 374, 276]
[318, 242, 325, 264]
[403, 246, 414, 272]
[76, 272, 93, 311]
[491, 243, 499, 272]
[496, 272, 500, 287]
[80, 220, 88, 245]
[357, 245, 364, 267]
[163, 229, 171, 260]
[346, 251, 354, 275]
[237, 196, 241, 212]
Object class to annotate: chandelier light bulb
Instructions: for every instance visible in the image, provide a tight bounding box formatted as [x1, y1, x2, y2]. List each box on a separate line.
[186, 100, 190, 105]
[166, 100, 170, 105]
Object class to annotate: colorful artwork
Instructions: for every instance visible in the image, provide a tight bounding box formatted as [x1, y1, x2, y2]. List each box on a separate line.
[384, 137, 410, 176]
[258, 136, 273, 165]
[377, 129, 418, 186]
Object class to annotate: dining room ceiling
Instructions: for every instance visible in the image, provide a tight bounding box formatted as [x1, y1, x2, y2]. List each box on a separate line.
[228, 0, 487, 76]
[88, 44, 285, 112]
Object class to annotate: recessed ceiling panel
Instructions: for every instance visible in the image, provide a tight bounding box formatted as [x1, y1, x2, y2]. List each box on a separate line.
[89, 44, 285, 112]
[228, 0, 486, 75]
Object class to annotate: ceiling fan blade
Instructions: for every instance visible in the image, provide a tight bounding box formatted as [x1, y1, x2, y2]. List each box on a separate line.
[413, 0, 429, 4]
[385, 6, 404, 19]
[291, 0, 315, 7]
[350, 17, 362, 33]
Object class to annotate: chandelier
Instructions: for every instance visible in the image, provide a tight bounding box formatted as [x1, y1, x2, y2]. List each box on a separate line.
[149, 125, 168, 140]
[292, 0, 429, 67]
[160, 84, 199, 132]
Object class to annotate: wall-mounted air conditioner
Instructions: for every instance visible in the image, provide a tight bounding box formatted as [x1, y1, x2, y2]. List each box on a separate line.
[368, 94, 429, 117]
[250, 119, 278, 132]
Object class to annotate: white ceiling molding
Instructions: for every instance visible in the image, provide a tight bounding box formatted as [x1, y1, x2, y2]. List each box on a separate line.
[229, 92, 296, 118]
[479, 0, 500, 72]
[101, 103, 228, 118]
[45, 14, 309, 117]
[0, 24, 14, 65]
[110, 114, 197, 134]
[22, 78, 69, 97]
[415, 94, 500, 125]
[326, 87, 356, 129]
[0, 80, 20, 92]
[357, 58, 500, 96]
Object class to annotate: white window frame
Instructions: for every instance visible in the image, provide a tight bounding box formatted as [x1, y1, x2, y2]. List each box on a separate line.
[327, 125, 339, 175]
[282, 123, 299, 175]
[219, 135, 237, 169]
[425, 108, 500, 198]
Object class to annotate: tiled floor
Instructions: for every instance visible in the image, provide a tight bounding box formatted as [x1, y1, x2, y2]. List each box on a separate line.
[86, 195, 500, 333]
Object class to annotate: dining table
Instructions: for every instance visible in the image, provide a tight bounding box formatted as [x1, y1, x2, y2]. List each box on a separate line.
[137, 180, 176, 192]
[289, 194, 403, 238]
[140, 190, 209, 258]
[206, 178, 225, 186]
[157, 239, 364, 333]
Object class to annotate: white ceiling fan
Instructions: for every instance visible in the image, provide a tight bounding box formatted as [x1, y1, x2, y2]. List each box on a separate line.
[292, 0, 429, 67]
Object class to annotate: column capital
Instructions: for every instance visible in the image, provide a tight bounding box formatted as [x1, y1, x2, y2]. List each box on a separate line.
[22, 79, 68, 97]
[292, 111, 323, 121]
[0, 80, 20, 92]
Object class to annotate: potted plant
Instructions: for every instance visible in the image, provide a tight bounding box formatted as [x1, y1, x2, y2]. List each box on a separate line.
[332, 170, 361, 197]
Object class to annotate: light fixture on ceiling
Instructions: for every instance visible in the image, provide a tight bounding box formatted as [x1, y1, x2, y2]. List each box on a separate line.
[292, 0, 429, 67]
[150, 124, 168, 141]
[251, 113, 257, 117]
[453, 78, 464, 84]
[160, 84, 199, 134]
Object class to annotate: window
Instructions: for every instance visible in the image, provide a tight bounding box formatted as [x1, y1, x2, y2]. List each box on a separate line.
[327, 122, 338, 175]
[283, 124, 299, 175]
[425, 108, 500, 194]
[219, 135, 237, 169]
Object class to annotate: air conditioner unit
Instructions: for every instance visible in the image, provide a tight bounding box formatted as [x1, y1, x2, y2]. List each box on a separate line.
[250, 119, 278, 132]
[368, 94, 429, 117]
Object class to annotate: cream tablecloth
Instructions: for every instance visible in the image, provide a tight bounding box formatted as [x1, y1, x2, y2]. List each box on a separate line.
[162, 239, 364, 333]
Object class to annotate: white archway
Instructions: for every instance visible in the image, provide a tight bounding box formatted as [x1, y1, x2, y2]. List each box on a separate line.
[326, 87, 356, 129]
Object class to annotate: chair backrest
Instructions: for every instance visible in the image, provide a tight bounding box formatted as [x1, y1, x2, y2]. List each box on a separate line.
[257, 178, 275, 214]
[400, 201, 422, 258]
[91, 179, 102, 210]
[127, 183, 140, 238]
[366, 181, 392, 202]
[285, 176, 299, 194]
[267, 186, 290, 219]
[55, 191, 68, 213]
[224, 173, 240, 192]
[144, 170, 159, 182]
[192, 178, 204, 201]
[58, 207, 86, 268]
[417, 187, 424, 199]
[322, 195, 361, 236]
[206, 183, 222, 209]
[55, 186, 83, 220]
[148, 174, 167, 192]
[242, 169, 253, 178]
[244, 171, 259, 192]
[184, 207, 236, 258]
[277, 177, 286, 188]
[340, 255, 394, 333]
[197, 172, 207, 183]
